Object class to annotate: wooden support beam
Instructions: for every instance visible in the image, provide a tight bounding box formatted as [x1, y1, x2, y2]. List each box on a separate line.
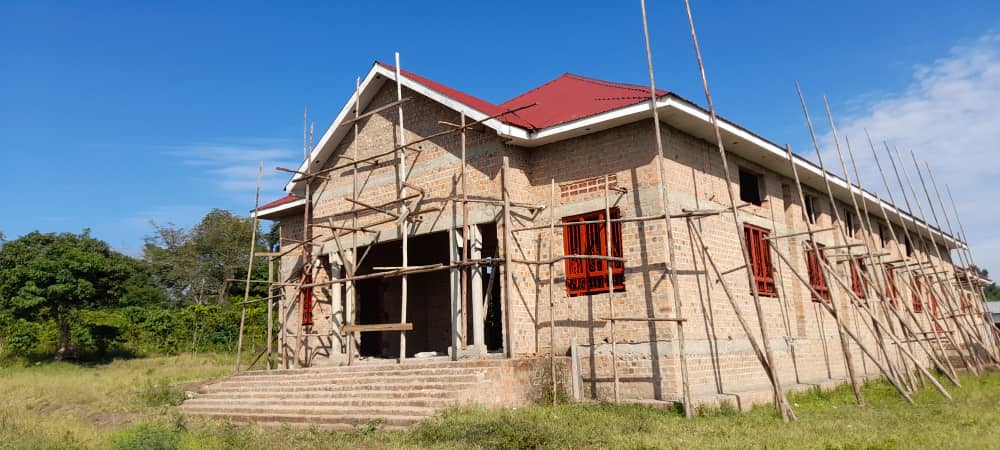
[342, 323, 413, 333]
[764, 226, 836, 240]
[599, 317, 688, 322]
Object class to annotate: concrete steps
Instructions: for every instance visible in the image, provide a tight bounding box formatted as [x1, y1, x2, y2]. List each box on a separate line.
[181, 357, 549, 430]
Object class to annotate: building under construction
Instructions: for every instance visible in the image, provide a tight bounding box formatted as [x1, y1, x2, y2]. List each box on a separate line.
[181, 8, 999, 428]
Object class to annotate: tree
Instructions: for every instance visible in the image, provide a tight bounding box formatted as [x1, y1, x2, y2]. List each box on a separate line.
[0, 231, 145, 359]
[144, 209, 265, 305]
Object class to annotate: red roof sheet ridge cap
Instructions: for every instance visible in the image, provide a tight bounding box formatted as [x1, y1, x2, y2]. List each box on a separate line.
[563, 72, 669, 97]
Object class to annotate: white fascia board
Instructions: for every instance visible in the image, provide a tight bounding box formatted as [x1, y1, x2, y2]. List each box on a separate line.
[253, 198, 306, 219]
[663, 96, 962, 249]
[284, 66, 385, 194]
[518, 93, 961, 248]
[384, 66, 530, 140]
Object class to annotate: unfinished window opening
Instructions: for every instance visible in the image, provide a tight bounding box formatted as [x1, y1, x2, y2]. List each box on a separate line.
[878, 223, 889, 248]
[843, 209, 857, 238]
[905, 237, 914, 257]
[805, 241, 830, 302]
[804, 195, 818, 224]
[743, 223, 776, 297]
[739, 168, 764, 206]
[562, 208, 624, 296]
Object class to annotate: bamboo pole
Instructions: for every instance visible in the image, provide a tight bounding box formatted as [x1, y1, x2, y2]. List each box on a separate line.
[548, 179, 557, 404]
[687, 222, 797, 419]
[235, 162, 263, 373]
[889, 148, 970, 376]
[794, 86, 866, 406]
[909, 153, 995, 367]
[822, 104, 905, 388]
[679, 0, 793, 420]
[603, 175, 621, 404]
[863, 133, 956, 386]
[769, 242, 942, 402]
[395, 52, 409, 363]
[638, 0, 695, 417]
[348, 76, 361, 366]
[878, 142, 960, 381]
[917, 157, 995, 360]
[460, 111, 470, 350]
[501, 156, 514, 358]
[848, 134, 917, 391]
[266, 258, 274, 370]
[944, 185, 1000, 356]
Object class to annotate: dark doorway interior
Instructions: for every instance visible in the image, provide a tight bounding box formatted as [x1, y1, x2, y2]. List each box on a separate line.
[478, 223, 503, 352]
[356, 230, 451, 358]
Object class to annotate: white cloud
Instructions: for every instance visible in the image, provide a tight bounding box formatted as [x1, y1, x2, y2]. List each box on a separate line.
[813, 32, 1000, 274]
[165, 139, 299, 202]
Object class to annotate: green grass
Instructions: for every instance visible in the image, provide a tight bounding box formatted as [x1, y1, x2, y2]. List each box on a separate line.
[2, 355, 1000, 449]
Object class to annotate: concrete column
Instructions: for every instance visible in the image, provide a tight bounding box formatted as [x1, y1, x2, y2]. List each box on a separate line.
[470, 225, 486, 355]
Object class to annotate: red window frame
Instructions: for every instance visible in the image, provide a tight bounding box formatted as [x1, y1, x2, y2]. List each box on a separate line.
[849, 259, 867, 299]
[562, 208, 625, 296]
[299, 269, 314, 326]
[743, 223, 777, 297]
[912, 275, 924, 313]
[884, 264, 899, 306]
[805, 241, 830, 302]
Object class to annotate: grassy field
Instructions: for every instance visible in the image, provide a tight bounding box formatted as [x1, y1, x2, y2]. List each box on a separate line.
[1, 354, 999, 449]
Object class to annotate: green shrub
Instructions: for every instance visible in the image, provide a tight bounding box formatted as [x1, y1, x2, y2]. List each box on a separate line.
[140, 380, 186, 408]
[111, 422, 180, 450]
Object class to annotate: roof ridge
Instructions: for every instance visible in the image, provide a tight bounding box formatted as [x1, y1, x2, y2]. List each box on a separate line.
[498, 72, 574, 106]
[564, 72, 667, 96]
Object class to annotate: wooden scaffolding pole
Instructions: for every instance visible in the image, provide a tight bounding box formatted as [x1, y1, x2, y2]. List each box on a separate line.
[636, 0, 693, 417]
[266, 258, 274, 370]
[795, 86, 868, 406]
[395, 52, 410, 363]
[501, 156, 514, 358]
[347, 76, 361, 366]
[680, 0, 794, 421]
[887, 146, 969, 377]
[944, 185, 1000, 356]
[822, 103, 911, 388]
[846, 135, 917, 391]
[875, 141, 960, 381]
[548, 179, 557, 404]
[908, 152, 996, 367]
[235, 162, 263, 373]
[862, 133, 956, 386]
[916, 156, 997, 364]
[602, 174, 622, 404]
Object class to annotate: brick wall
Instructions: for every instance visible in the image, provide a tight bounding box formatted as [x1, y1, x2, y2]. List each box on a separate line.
[272, 83, 968, 403]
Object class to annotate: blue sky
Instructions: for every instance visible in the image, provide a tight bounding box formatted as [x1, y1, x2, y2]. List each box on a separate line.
[2, 1, 999, 269]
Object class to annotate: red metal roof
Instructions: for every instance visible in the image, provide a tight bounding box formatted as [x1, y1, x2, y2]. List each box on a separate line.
[255, 195, 302, 212]
[498, 73, 668, 130]
[376, 62, 668, 131]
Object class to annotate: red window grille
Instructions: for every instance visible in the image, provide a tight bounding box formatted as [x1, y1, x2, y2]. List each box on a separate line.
[562, 208, 625, 296]
[743, 223, 777, 297]
[299, 269, 314, 326]
[884, 264, 899, 306]
[849, 259, 867, 299]
[805, 241, 830, 302]
[912, 275, 924, 313]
